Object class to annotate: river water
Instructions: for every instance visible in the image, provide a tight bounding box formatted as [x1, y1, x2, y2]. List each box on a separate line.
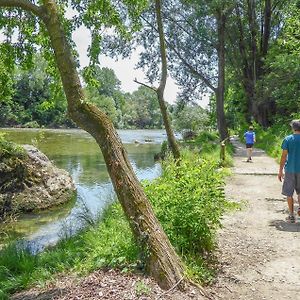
[0, 128, 170, 252]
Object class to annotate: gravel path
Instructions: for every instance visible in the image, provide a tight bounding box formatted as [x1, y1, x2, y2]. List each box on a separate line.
[207, 137, 300, 299]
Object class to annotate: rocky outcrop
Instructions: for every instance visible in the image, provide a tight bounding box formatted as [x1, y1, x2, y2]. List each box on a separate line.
[0, 144, 76, 220]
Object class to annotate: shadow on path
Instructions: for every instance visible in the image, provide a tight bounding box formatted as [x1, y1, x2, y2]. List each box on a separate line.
[269, 220, 300, 232]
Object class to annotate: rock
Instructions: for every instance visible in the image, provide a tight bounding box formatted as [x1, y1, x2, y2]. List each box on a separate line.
[0, 144, 76, 221]
[144, 138, 153, 143]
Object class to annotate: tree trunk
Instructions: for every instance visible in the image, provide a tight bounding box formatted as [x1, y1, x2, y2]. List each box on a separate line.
[155, 0, 180, 160]
[216, 10, 228, 141]
[40, 0, 185, 289]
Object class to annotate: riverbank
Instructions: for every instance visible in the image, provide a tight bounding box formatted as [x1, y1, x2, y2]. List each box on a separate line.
[0, 128, 162, 252]
[0, 136, 233, 299]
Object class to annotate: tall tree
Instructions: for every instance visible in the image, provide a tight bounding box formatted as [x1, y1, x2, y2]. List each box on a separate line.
[0, 0, 186, 289]
[163, 0, 231, 140]
[227, 0, 290, 126]
[134, 0, 181, 159]
[154, 0, 180, 159]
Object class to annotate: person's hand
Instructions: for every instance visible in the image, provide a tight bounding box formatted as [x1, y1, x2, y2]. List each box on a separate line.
[278, 170, 284, 182]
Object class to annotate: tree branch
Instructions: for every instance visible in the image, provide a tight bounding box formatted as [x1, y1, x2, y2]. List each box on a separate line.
[0, 0, 44, 18]
[134, 78, 157, 92]
[140, 14, 216, 93]
[167, 39, 217, 93]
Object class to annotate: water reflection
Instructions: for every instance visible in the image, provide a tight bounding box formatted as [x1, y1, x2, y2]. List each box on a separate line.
[0, 128, 166, 252]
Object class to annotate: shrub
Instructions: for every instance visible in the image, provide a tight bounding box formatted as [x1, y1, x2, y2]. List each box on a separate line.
[144, 151, 226, 254]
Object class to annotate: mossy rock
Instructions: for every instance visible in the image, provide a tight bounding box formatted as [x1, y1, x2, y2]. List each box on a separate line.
[0, 143, 76, 221]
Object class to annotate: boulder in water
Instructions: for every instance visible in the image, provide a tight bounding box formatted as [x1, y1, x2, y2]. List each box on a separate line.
[0, 143, 76, 221]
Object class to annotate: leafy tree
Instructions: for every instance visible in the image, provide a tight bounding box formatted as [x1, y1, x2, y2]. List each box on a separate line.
[262, 5, 300, 121]
[123, 86, 163, 128]
[173, 102, 210, 133]
[225, 0, 295, 127]
[0, 57, 14, 126]
[132, 0, 230, 140]
[0, 0, 186, 289]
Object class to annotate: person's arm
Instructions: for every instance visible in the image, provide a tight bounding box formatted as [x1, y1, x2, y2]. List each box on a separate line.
[278, 150, 288, 182]
[253, 132, 256, 143]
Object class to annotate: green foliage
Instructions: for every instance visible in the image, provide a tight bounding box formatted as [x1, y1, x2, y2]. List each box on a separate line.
[122, 86, 163, 129]
[173, 102, 210, 133]
[262, 6, 300, 121]
[144, 151, 227, 254]
[0, 134, 26, 160]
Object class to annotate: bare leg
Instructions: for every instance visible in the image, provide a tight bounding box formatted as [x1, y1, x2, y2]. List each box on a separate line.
[297, 195, 300, 216]
[249, 147, 253, 159]
[287, 196, 294, 215]
[246, 148, 251, 161]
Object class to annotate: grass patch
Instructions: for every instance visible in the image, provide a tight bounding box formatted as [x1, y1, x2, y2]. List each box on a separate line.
[0, 205, 138, 298]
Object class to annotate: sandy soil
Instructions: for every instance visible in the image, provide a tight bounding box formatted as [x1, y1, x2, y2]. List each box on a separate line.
[12, 138, 300, 299]
[206, 137, 300, 299]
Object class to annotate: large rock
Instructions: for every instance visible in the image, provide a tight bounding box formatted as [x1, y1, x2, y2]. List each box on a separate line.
[0, 144, 76, 220]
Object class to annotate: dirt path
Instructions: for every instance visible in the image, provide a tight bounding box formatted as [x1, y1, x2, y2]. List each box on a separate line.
[207, 137, 300, 299]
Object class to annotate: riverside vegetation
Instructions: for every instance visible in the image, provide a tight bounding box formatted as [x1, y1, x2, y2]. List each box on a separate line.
[0, 132, 237, 299]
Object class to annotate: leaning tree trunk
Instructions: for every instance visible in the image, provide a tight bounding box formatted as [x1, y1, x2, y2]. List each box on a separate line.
[216, 10, 228, 141]
[155, 0, 180, 160]
[40, 0, 185, 289]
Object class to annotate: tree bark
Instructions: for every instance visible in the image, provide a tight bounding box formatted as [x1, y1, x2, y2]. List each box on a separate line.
[155, 0, 180, 160]
[0, 0, 187, 290]
[216, 9, 228, 141]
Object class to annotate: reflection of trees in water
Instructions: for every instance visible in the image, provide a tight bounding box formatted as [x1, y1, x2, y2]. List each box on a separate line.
[3, 128, 162, 182]
[51, 154, 110, 184]
[126, 144, 161, 169]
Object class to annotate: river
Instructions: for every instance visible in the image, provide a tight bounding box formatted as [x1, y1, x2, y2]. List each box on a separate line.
[0, 128, 171, 253]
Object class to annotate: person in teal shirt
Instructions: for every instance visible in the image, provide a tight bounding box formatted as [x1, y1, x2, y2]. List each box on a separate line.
[278, 120, 300, 223]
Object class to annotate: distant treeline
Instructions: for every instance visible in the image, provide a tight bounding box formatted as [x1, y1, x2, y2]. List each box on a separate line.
[0, 58, 209, 132]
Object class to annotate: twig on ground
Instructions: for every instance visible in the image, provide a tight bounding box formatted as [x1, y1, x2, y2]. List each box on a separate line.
[155, 277, 184, 300]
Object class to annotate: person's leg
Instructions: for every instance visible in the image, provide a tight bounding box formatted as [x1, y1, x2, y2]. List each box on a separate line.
[249, 147, 253, 160]
[287, 196, 294, 215]
[246, 148, 250, 161]
[295, 174, 300, 216]
[246, 145, 251, 161]
[282, 172, 295, 222]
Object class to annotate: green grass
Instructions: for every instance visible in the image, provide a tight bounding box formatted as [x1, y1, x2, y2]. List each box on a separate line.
[0, 205, 138, 298]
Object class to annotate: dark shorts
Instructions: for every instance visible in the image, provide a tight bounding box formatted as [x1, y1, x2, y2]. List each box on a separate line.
[246, 144, 253, 148]
[282, 172, 300, 197]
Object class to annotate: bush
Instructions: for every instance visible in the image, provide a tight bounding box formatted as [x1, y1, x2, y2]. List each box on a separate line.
[144, 151, 227, 254]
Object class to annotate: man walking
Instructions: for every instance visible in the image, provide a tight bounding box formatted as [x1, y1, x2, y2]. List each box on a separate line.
[278, 120, 300, 223]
